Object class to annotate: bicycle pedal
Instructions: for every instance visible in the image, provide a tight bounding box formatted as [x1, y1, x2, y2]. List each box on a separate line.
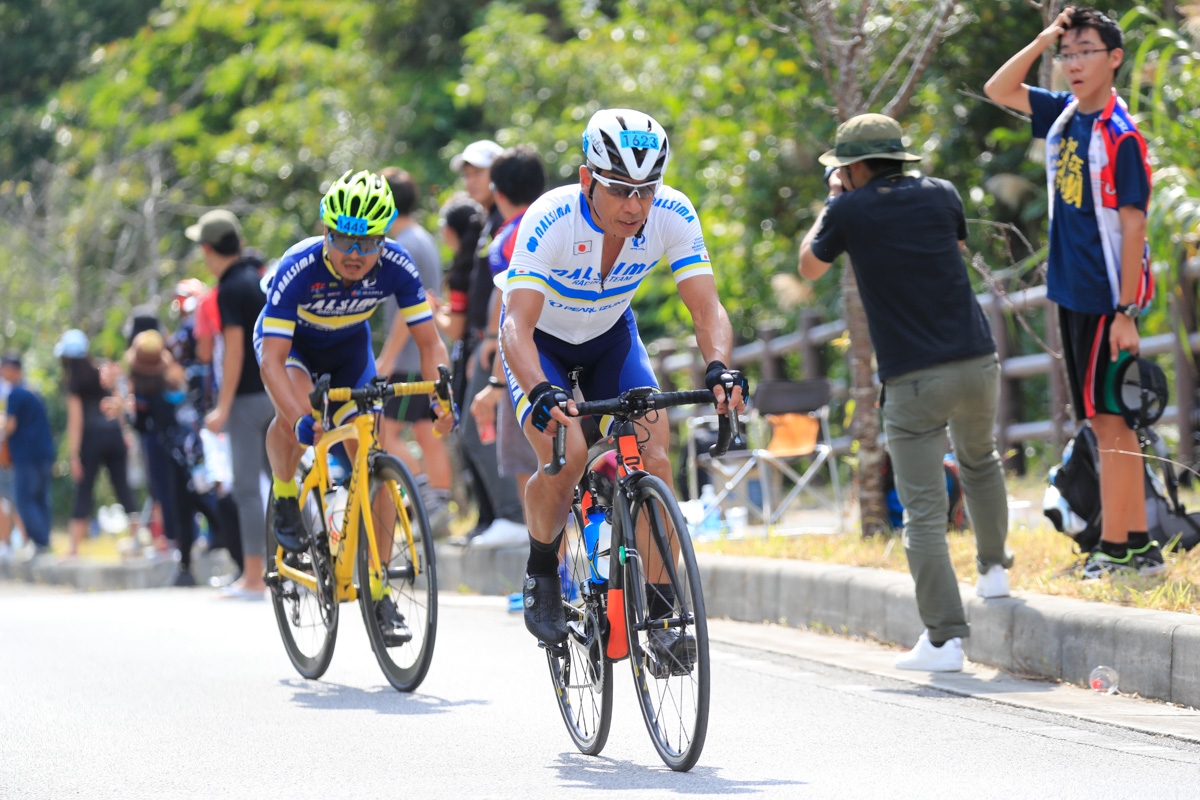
[540, 641, 567, 658]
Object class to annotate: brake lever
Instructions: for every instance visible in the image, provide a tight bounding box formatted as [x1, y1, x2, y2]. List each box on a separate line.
[543, 399, 569, 477]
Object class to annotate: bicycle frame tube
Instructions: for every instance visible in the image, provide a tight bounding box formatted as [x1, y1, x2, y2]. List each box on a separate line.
[377, 469, 420, 579]
[274, 413, 395, 604]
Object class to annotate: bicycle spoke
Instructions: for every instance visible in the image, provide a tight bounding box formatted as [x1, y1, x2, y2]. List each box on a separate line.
[546, 506, 612, 756]
[624, 475, 710, 771]
[357, 456, 438, 693]
[268, 489, 338, 680]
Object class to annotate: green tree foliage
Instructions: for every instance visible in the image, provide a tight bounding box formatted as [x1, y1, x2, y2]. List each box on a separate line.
[3, 0, 1199, 487]
[0, 0, 161, 169]
[457, 0, 825, 344]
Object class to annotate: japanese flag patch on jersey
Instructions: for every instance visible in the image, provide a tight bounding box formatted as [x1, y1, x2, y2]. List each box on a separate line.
[574, 241, 592, 255]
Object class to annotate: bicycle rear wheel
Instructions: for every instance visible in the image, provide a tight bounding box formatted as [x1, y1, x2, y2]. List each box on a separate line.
[267, 488, 339, 680]
[623, 475, 710, 771]
[546, 504, 613, 755]
[356, 455, 438, 692]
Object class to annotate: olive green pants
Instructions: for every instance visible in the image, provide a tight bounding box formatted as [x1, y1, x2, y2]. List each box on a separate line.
[882, 353, 1013, 642]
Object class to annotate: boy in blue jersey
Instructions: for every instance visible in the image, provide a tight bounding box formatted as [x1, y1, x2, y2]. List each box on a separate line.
[986, 6, 1162, 577]
[256, 171, 454, 573]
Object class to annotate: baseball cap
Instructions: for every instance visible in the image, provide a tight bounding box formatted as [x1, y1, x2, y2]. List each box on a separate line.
[54, 329, 89, 359]
[185, 209, 242, 245]
[0, 350, 21, 369]
[450, 140, 504, 172]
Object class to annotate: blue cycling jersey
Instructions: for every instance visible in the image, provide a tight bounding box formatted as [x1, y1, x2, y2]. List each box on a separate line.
[259, 236, 432, 347]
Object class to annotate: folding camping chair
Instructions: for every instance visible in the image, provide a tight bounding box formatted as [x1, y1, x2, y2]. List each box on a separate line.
[686, 378, 843, 532]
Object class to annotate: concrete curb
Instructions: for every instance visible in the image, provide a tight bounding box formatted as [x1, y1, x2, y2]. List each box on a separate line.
[0, 549, 237, 591]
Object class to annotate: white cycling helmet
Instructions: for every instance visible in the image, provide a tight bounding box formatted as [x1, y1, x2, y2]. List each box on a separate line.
[582, 108, 670, 182]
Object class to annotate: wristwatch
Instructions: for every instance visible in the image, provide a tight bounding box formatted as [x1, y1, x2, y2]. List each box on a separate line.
[1117, 302, 1141, 319]
[487, 376, 506, 389]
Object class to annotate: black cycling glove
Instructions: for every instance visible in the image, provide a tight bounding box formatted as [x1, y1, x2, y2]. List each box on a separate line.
[527, 381, 569, 432]
[705, 360, 750, 405]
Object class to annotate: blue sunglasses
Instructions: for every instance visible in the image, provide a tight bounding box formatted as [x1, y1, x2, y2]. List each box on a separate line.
[327, 231, 385, 256]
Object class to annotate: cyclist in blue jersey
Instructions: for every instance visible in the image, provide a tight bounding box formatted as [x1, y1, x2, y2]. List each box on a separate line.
[256, 170, 455, 561]
[499, 109, 748, 652]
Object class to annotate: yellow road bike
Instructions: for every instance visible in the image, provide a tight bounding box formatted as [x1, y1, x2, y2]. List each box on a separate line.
[265, 368, 453, 692]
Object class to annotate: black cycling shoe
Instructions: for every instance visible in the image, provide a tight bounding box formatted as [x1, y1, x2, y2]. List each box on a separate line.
[272, 495, 309, 554]
[645, 627, 698, 678]
[523, 574, 568, 644]
[376, 595, 413, 646]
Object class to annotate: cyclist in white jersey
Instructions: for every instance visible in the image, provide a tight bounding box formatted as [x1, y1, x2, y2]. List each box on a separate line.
[499, 108, 748, 648]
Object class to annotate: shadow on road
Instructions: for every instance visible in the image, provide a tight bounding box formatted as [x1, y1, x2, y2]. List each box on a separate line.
[281, 678, 490, 715]
[551, 751, 806, 793]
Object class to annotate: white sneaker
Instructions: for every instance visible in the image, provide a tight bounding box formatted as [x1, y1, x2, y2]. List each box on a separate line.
[895, 631, 963, 672]
[468, 518, 528, 549]
[976, 564, 1010, 599]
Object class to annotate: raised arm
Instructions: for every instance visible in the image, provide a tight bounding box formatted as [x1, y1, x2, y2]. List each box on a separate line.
[984, 6, 1073, 113]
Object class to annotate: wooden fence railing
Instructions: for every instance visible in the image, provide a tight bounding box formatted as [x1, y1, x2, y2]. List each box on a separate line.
[651, 257, 1200, 461]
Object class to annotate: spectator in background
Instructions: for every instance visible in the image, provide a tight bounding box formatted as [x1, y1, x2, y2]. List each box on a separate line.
[189, 279, 245, 580]
[0, 372, 24, 557]
[192, 209, 271, 598]
[799, 113, 1012, 672]
[375, 167, 453, 535]
[57, 329, 140, 557]
[439, 195, 484, 359]
[128, 330, 223, 586]
[1, 352, 54, 555]
[448, 139, 527, 543]
[122, 310, 172, 551]
[469, 146, 546, 548]
[984, 6, 1161, 579]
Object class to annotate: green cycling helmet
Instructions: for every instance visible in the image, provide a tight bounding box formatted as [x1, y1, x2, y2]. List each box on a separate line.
[320, 170, 397, 236]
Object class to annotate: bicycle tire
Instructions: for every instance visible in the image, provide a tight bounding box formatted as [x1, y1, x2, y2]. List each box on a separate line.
[622, 474, 710, 772]
[356, 455, 438, 692]
[267, 487, 339, 680]
[546, 504, 613, 755]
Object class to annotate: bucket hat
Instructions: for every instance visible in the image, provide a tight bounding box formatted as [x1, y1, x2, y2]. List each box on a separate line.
[819, 113, 923, 168]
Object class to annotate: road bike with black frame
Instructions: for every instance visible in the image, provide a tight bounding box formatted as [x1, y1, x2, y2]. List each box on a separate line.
[265, 367, 453, 692]
[541, 382, 737, 772]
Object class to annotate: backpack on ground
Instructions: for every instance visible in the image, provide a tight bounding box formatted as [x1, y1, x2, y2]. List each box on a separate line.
[1043, 425, 1200, 553]
[882, 451, 965, 531]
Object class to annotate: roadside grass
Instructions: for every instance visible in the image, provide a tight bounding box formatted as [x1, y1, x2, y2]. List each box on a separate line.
[693, 475, 1200, 614]
[694, 522, 1200, 614]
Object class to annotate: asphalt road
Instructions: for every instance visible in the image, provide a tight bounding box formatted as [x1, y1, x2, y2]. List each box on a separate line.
[3, 586, 1198, 799]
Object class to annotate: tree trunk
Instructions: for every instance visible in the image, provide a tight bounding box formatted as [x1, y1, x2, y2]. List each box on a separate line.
[840, 256, 888, 537]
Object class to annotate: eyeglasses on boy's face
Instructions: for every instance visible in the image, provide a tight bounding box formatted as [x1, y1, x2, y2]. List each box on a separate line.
[1053, 48, 1111, 65]
[588, 168, 661, 200]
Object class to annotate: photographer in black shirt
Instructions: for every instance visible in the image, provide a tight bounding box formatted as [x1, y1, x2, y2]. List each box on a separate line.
[798, 113, 1013, 672]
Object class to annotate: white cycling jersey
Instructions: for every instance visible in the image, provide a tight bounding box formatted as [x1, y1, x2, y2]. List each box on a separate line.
[501, 183, 713, 344]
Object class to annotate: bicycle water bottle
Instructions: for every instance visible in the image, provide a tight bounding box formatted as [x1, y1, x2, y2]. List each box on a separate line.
[582, 508, 611, 583]
[325, 486, 348, 555]
[696, 483, 722, 541]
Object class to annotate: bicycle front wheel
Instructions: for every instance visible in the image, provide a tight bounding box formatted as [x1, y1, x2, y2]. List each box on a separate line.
[623, 475, 710, 771]
[356, 455, 438, 692]
[267, 488, 339, 680]
[546, 504, 613, 756]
